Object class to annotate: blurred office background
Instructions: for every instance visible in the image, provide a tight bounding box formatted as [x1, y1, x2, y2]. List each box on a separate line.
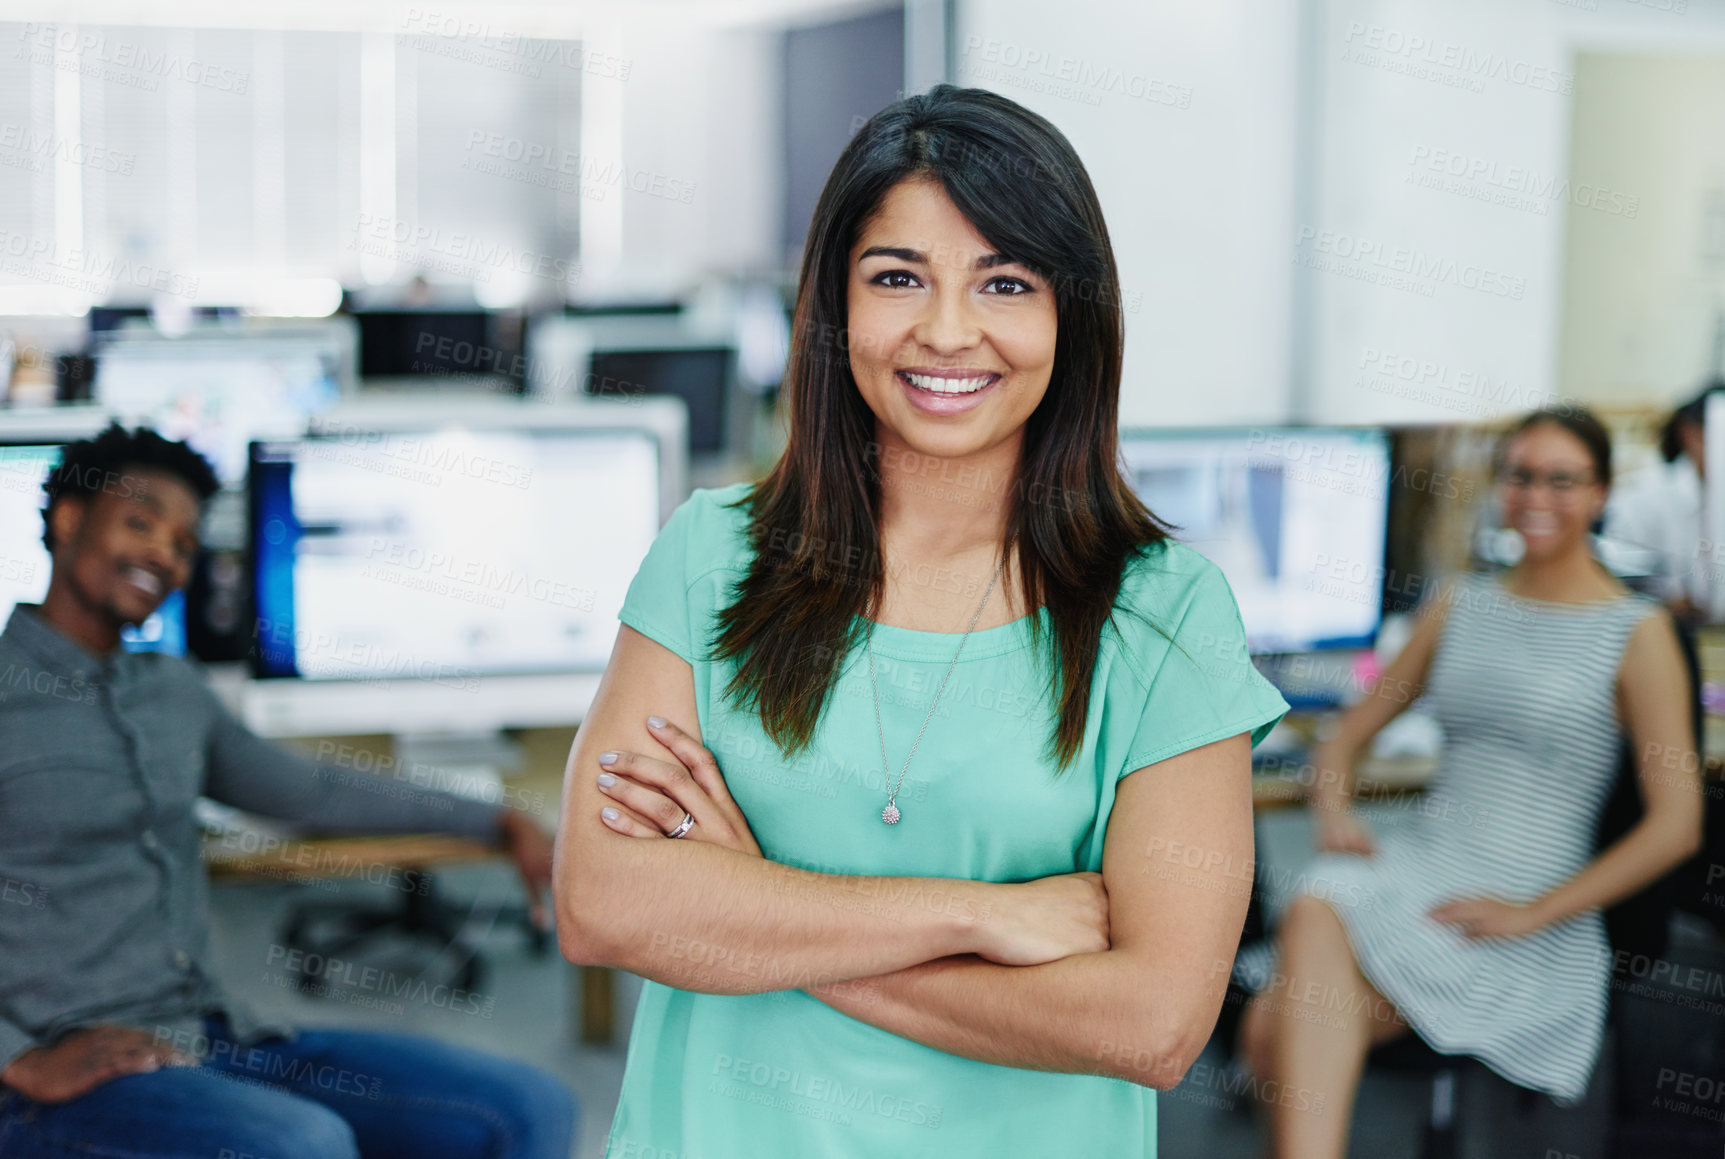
[5, 0, 1725, 1155]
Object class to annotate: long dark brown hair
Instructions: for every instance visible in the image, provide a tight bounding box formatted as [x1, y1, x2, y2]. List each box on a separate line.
[710, 84, 1170, 772]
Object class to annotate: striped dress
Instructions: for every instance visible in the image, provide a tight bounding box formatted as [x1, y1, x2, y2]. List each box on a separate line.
[1292, 572, 1658, 1103]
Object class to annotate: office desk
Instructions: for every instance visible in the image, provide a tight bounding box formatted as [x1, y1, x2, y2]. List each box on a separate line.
[1253, 753, 1439, 809]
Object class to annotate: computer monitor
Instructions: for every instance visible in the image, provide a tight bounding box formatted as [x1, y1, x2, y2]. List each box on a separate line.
[1120, 427, 1392, 653]
[87, 306, 153, 335]
[0, 440, 186, 654]
[526, 315, 739, 458]
[88, 305, 239, 338]
[92, 324, 354, 485]
[587, 347, 732, 455]
[354, 309, 523, 389]
[247, 399, 680, 688]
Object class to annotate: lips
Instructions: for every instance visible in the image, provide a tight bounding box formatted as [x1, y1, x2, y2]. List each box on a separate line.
[895, 369, 1002, 416]
[1515, 514, 1559, 537]
[902, 371, 995, 395]
[121, 566, 163, 598]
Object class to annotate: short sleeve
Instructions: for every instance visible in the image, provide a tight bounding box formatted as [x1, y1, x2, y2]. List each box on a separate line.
[617, 492, 705, 663]
[1119, 552, 1289, 777]
[617, 485, 754, 664]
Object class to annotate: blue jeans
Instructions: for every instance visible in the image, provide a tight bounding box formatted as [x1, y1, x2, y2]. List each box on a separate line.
[0, 1018, 576, 1159]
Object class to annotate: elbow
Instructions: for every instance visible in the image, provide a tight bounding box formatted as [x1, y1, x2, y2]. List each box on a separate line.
[553, 859, 627, 968]
[1678, 815, 1705, 863]
[556, 910, 616, 968]
[1097, 1020, 1206, 1091]
[1661, 800, 1706, 865]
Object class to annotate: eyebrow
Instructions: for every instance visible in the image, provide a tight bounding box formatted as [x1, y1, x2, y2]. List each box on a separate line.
[858, 246, 1019, 271]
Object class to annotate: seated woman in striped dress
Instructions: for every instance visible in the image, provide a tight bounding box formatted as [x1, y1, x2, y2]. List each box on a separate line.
[1238, 405, 1703, 1159]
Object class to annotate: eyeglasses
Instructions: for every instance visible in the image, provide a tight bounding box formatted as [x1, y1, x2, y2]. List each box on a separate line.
[1501, 467, 1597, 494]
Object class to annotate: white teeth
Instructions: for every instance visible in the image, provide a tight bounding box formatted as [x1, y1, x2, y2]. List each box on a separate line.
[904, 372, 993, 395]
[125, 567, 161, 594]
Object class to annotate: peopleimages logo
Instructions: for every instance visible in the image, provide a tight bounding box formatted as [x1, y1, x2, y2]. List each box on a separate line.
[1406, 146, 1639, 218]
[1339, 22, 1572, 95]
[16, 24, 251, 93]
[710, 1053, 944, 1129]
[1293, 226, 1525, 300]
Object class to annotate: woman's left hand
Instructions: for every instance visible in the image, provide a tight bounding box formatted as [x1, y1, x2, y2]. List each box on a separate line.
[595, 716, 762, 857]
[1428, 896, 1548, 939]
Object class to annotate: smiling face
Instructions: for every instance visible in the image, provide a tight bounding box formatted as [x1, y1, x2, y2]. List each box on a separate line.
[846, 177, 1058, 465]
[1498, 421, 1608, 563]
[48, 466, 202, 629]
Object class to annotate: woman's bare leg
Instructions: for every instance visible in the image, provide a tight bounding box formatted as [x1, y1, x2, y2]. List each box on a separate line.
[1247, 894, 1408, 1159]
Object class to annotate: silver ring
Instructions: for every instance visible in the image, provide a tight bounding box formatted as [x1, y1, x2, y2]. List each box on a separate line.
[665, 812, 695, 840]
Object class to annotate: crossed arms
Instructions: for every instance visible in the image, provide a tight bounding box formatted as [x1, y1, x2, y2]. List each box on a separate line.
[552, 625, 1256, 1090]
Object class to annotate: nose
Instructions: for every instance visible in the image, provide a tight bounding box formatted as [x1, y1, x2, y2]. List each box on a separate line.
[138, 529, 181, 576]
[911, 279, 982, 356]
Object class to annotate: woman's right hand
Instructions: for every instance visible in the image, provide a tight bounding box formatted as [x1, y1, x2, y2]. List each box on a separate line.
[975, 872, 1111, 966]
[1316, 809, 1375, 856]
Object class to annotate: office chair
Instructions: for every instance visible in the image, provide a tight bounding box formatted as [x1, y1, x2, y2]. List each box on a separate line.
[279, 869, 552, 998]
[1597, 610, 1725, 1157]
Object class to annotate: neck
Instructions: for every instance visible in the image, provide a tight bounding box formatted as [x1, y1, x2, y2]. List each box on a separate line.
[1505, 537, 1612, 602]
[38, 576, 123, 656]
[873, 426, 1018, 565]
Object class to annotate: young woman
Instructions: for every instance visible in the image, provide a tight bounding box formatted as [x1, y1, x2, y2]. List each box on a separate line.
[1239, 407, 1702, 1159]
[552, 85, 1288, 1157]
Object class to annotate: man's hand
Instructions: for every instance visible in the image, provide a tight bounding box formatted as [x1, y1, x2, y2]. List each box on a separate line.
[498, 810, 555, 929]
[0, 1026, 198, 1104]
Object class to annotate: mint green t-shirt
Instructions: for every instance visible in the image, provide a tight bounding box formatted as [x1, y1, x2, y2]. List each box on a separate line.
[605, 482, 1288, 1159]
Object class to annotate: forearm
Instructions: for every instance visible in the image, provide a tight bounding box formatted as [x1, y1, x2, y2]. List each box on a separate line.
[208, 722, 502, 842]
[807, 950, 1201, 1089]
[1537, 811, 1702, 924]
[1309, 737, 1361, 813]
[284, 771, 503, 842]
[559, 837, 997, 994]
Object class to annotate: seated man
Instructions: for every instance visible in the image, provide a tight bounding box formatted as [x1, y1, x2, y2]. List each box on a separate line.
[0, 425, 575, 1159]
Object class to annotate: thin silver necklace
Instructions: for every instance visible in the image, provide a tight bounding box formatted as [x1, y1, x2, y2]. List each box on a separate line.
[866, 554, 1005, 825]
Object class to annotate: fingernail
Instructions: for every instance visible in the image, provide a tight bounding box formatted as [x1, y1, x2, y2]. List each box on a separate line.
[598, 751, 617, 765]
[646, 715, 666, 728]
[601, 807, 619, 822]
[597, 772, 616, 788]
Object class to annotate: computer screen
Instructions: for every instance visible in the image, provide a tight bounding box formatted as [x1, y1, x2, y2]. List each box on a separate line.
[249, 427, 661, 680]
[1120, 427, 1391, 653]
[0, 443, 185, 654]
[87, 306, 152, 335]
[93, 334, 345, 485]
[355, 310, 521, 387]
[587, 347, 731, 455]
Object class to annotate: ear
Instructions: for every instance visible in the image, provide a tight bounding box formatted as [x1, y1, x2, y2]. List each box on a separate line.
[47, 497, 87, 556]
[1587, 485, 1610, 528]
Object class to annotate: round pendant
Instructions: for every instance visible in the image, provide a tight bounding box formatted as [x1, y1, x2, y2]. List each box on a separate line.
[882, 802, 901, 825]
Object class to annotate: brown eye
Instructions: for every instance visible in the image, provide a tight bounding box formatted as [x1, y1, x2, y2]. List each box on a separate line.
[872, 270, 919, 289]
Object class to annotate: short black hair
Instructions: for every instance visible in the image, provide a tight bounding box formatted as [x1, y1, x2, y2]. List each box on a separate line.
[41, 422, 220, 551]
[1660, 379, 1725, 463]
